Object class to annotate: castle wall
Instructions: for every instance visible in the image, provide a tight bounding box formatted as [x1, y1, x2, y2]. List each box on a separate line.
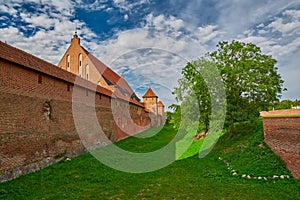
[261, 110, 300, 178]
[0, 56, 154, 182]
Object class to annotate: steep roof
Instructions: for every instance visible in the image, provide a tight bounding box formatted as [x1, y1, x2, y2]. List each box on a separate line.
[142, 88, 158, 98]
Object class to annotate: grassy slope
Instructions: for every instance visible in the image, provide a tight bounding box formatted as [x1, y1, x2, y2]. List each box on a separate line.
[0, 120, 299, 200]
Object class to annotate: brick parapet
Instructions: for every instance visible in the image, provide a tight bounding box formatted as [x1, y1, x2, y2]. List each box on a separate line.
[261, 110, 300, 178]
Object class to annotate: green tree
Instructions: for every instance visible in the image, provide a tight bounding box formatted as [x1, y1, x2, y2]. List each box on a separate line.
[293, 99, 300, 107]
[272, 100, 293, 110]
[173, 58, 214, 133]
[168, 104, 181, 129]
[210, 40, 285, 134]
[173, 40, 285, 136]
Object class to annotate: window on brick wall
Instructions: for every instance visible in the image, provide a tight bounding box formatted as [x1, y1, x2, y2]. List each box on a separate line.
[67, 84, 71, 91]
[67, 55, 70, 71]
[38, 74, 42, 84]
[85, 64, 89, 80]
[86, 89, 89, 96]
[78, 54, 82, 77]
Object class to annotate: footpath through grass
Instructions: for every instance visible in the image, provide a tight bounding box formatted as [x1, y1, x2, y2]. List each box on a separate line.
[0, 119, 299, 199]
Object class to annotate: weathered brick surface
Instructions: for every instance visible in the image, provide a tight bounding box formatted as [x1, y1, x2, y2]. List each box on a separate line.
[261, 111, 300, 178]
[0, 54, 156, 182]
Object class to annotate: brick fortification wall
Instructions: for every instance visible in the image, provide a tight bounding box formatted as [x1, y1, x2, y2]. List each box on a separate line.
[261, 110, 300, 178]
[0, 42, 160, 182]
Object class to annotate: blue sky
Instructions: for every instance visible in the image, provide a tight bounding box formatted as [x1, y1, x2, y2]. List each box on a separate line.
[1, 0, 300, 108]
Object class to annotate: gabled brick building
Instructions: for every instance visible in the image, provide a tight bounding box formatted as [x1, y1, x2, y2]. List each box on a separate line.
[58, 34, 143, 106]
[57, 34, 165, 122]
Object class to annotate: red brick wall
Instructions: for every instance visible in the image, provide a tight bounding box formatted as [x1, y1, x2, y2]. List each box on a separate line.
[0, 57, 154, 182]
[261, 112, 300, 178]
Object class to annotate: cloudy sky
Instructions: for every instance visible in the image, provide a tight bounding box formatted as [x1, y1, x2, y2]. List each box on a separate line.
[1, 0, 300, 108]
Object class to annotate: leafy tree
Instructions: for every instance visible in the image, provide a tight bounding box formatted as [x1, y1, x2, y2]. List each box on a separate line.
[293, 99, 300, 107]
[272, 100, 293, 110]
[173, 58, 214, 133]
[271, 99, 300, 110]
[173, 40, 285, 135]
[168, 104, 181, 129]
[210, 40, 285, 134]
[165, 111, 173, 124]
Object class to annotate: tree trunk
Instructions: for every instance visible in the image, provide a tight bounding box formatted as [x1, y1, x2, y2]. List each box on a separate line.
[229, 125, 234, 137]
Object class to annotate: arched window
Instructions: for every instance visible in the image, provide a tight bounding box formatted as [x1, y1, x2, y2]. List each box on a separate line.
[78, 54, 82, 77]
[85, 64, 89, 80]
[66, 55, 70, 71]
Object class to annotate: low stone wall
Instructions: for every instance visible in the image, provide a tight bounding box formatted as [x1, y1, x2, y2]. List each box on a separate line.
[261, 109, 300, 178]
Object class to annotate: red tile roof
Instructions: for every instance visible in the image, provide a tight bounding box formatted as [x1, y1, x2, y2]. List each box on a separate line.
[142, 88, 158, 98]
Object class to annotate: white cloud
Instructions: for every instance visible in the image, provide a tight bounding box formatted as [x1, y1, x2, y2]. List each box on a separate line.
[197, 25, 223, 44]
[20, 13, 56, 29]
[76, 0, 107, 11]
[284, 9, 300, 20]
[217, 0, 300, 36]
[0, 0, 96, 65]
[0, 4, 18, 16]
[112, 0, 151, 13]
[267, 10, 300, 37]
[124, 14, 129, 21]
[92, 14, 208, 64]
[113, 0, 126, 4]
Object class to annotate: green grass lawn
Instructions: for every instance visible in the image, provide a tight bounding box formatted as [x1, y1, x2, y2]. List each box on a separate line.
[0, 119, 299, 199]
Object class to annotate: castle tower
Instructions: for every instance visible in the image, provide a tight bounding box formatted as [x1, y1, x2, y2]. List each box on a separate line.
[142, 88, 158, 115]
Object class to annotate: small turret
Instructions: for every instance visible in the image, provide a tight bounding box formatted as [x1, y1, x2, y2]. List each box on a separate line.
[71, 34, 80, 45]
[142, 88, 158, 114]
